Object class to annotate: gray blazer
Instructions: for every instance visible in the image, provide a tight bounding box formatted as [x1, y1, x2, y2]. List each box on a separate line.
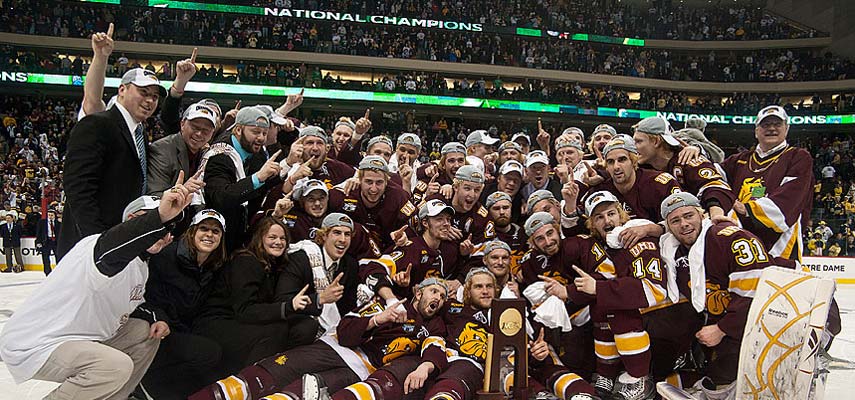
[147, 133, 191, 196]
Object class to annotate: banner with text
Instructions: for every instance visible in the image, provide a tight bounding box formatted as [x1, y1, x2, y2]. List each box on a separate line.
[802, 256, 855, 284]
[0, 237, 55, 271]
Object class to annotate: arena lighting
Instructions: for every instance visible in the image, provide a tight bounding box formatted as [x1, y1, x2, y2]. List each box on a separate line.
[1, 71, 851, 125]
[76, 0, 645, 46]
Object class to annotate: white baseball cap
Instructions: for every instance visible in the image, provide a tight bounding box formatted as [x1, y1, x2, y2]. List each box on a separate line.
[525, 150, 549, 167]
[191, 209, 226, 231]
[122, 195, 161, 222]
[120, 68, 167, 97]
[466, 130, 499, 148]
[499, 160, 524, 176]
[183, 103, 218, 127]
[419, 199, 455, 219]
[584, 190, 620, 217]
[755, 105, 788, 126]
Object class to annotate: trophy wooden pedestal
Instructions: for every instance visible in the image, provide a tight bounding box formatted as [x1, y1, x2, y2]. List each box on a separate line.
[476, 299, 529, 400]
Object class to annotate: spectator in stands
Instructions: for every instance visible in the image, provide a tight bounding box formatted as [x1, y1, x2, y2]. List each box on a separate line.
[1, 212, 23, 273]
[57, 68, 168, 258]
[35, 207, 60, 275]
[0, 186, 194, 400]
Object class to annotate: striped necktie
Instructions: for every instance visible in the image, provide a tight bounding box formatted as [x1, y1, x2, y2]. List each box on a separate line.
[134, 124, 147, 194]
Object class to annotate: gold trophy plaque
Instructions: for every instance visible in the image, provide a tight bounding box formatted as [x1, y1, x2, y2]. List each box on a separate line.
[477, 299, 529, 400]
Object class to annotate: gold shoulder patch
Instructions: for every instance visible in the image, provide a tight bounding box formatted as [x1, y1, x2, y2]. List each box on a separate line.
[476, 206, 488, 218]
[401, 201, 416, 216]
[654, 173, 675, 185]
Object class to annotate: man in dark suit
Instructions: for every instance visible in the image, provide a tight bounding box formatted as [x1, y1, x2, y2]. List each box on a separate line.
[147, 102, 218, 196]
[1, 213, 23, 273]
[57, 68, 167, 259]
[35, 208, 61, 275]
[203, 107, 283, 250]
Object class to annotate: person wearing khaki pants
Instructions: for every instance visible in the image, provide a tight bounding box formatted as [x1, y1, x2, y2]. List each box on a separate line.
[0, 187, 198, 399]
[32, 318, 159, 400]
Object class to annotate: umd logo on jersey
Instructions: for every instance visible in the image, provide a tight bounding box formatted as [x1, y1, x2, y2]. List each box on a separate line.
[382, 337, 418, 364]
[457, 322, 489, 361]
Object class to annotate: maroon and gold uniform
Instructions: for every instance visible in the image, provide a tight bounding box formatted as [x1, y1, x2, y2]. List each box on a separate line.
[666, 156, 735, 213]
[412, 162, 453, 204]
[313, 158, 357, 188]
[720, 145, 814, 262]
[282, 208, 381, 260]
[328, 185, 416, 250]
[582, 168, 681, 222]
[661, 220, 769, 384]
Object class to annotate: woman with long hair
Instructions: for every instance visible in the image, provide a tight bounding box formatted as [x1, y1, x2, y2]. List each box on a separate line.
[136, 209, 228, 399]
[194, 216, 310, 373]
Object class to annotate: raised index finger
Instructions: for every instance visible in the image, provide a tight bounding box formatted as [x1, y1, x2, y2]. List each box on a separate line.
[537, 274, 557, 283]
[106, 22, 114, 38]
[174, 170, 185, 186]
[364, 108, 371, 119]
[404, 263, 412, 275]
[297, 284, 310, 297]
[190, 47, 198, 64]
[572, 265, 591, 278]
[537, 327, 544, 342]
[538, 118, 543, 131]
[269, 149, 283, 161]
[332, 272, 344, 286]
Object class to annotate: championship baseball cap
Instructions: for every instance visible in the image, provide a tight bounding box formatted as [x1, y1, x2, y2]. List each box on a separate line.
[183, 103, 218, 127]
[525, 150, 549, 167]
[511, 132, 531, 146]
[122, 195, 160, 222]
[358, 155, 390, 173]
[455, 164, 485, 184]
[561, 127, 585, 142]
[367, 135, 393, 149]
[234, 107, 270, 129]
[499, 160, 524, 176]
[298, 125, 328, 143]
[584, 190, 620, 217]
[555, 138, 584, 152]
[191, 209, 226, 230]
[465, 130, 499, 148]
[120, 68, 167, 97]
[633, 117, 680, 147]
[397, 133, 422, 150]
[498, 141, 522, 153]
[527, 190, 556, 214]
[483, 240, 511, 255]
[484, 192, 512, 209]
[755, 105, 788, 126]
[199, 98, 222, 117]
[660, 192, 700, 220]
[417, 277, 449, 294]
[441, 142, 466, 156]
[593, 124, 617, 137]
[322, 212, 354, 231]
[602, 135, 638, 157]
[419, 199, 455, 219]
[294, 179, 329, 200]
[524, 211, 555, 236]
[255, 105, 288, 125]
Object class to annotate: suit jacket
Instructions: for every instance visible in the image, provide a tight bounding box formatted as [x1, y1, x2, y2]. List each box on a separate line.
[275, 250, 359, 318]
[58, 107, 146, 258]
[147, 132, 193, 196]
[1, 221, 22, 248]
[36, 218, 61, 246]
[203, 137, 281, 250]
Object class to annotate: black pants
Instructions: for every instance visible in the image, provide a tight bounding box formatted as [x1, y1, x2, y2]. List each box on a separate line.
[40, 241, 56, 275]
[141, 331, 223, 399]
[642, 302, 705, 381]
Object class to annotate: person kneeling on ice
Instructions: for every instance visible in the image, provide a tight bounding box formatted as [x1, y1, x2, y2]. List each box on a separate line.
[188, 278, 448, 400]
[0, 174, 197, 400]
[659, 192, 769, 388]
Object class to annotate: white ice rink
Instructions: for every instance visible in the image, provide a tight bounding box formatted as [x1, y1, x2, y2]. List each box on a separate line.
[0, 271, 853, 399]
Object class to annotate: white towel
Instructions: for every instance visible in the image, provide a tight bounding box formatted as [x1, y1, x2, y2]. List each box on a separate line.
[523, 282, 572, 332]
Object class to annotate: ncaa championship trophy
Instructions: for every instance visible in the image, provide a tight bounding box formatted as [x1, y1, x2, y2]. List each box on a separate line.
[477, 299, 530, 400]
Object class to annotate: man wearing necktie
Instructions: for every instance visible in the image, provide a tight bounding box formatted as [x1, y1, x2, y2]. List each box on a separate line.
[36, 208, 62, 275]
[58, 68, 167, 259]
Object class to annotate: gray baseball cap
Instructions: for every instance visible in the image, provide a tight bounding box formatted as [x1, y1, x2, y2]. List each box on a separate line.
[358, 155, 390, 173]
[561, 127, 585, 142]
[660, 192, 700, 220]
[295, 179, 329, 200]
[498, 141, 522, 153]
[602, 134, 638, 157]
[483, 240, 511, 255]
[466, 130, 499, 148]
[397, 133, 422, 151]
[485, 192, 512, 209]
[527, 190, 556, 214]
[511, 132, 531, 145]
[555, 138, 584, 152]
[367, 135, 393, 149]
[441, 142, 467, 156]
[235, 107, 270, 129]
[299, 125, 328, 143]
[593, 124, 617, 137]
[255, 105, 288, 125]
[322, 212, 354, 231]
[524, 211, 555, 236]
[633, 117, 679, 147]
[455, 165, 485, 184]
[120, 68, 167, 97]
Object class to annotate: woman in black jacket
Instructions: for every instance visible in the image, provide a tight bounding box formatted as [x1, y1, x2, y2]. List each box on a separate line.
[194, 216, 312, 373]
[135, 209, 228, 399]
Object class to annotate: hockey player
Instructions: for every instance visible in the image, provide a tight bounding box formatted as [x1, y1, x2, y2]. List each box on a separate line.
[659, 192, 770, 385]
[188, 278, 449, 400]
[480, 192, 528, 275]
[412, 142, 467, 204]
[632, 116, 735, 219]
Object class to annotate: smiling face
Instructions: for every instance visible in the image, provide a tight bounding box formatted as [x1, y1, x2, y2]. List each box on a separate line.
[416, 283, 447, 318]
[235, 123, 268, 154]
[300, 191, 328, 218]
[499, 148, 521, 165]
[395, 143, 419, 167]
[181, 118, 215, 154]
[484, 249, 511, 280]
[591, 131, 613, 157]
[530, 223, 561, 256]
[754, 117, 788, 151]
[590, 202, 625, 239]
[367, 142, 393, 162]
[193, 219, 223, 256]
[322, 226, 352, 261]
[466, 273, 496, 310]
[263, 224, 288, 257]
[605, 149, 637, 187]
[117, 84, 160, 122]
[331, 125, 353, 153]
[497, 172, 522, 196]
[359, 170, 388, 207]
[665, 206, 704, 247]
[301, 136, 329, 168]
[442, 153, 466, 177]
[452, 181, 484, 213]
[423, 213, 453, 241]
